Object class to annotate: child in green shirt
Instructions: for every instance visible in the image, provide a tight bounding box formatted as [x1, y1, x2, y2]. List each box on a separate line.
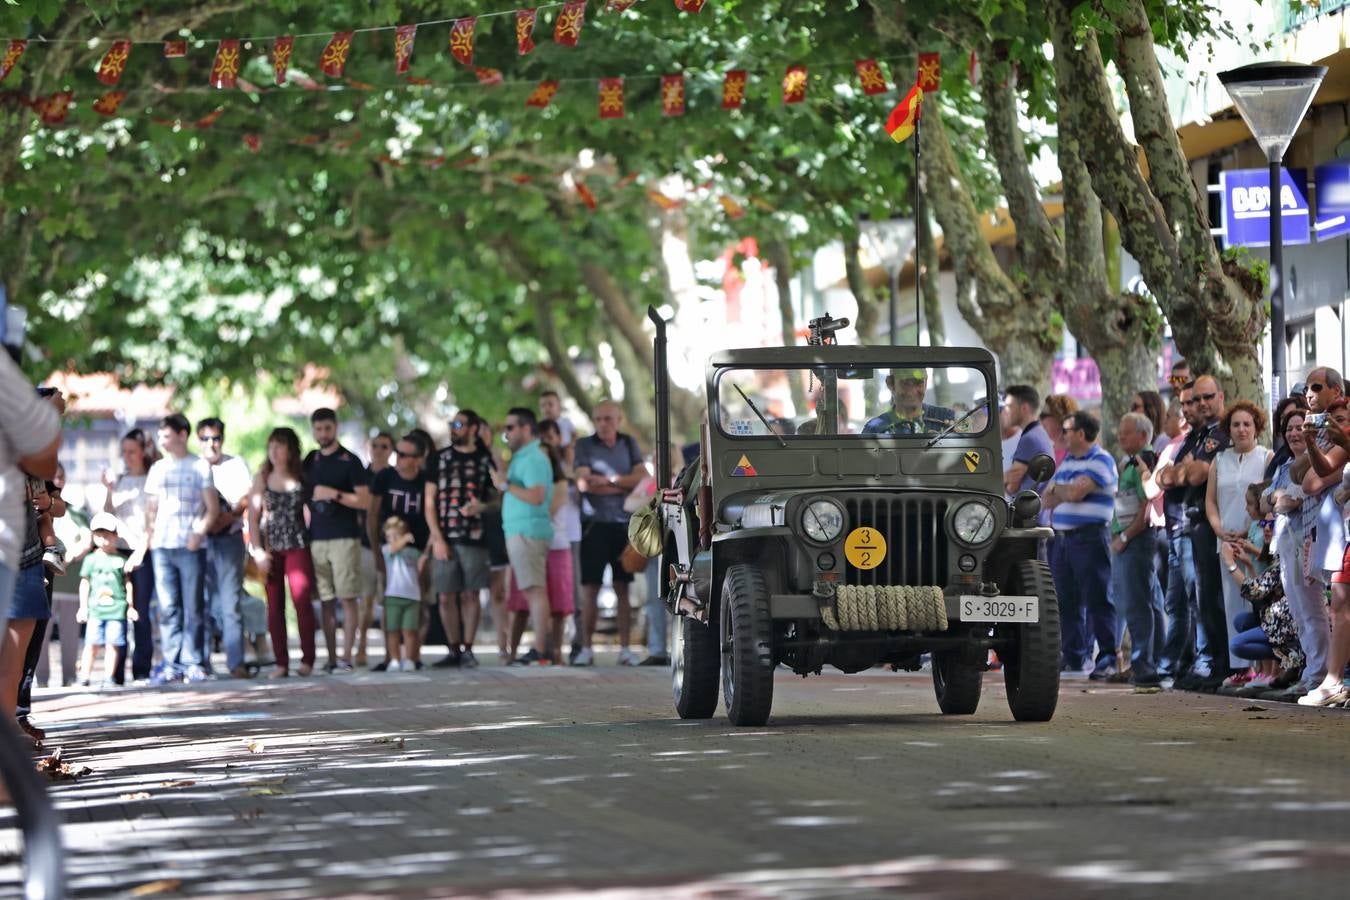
[78, 513, 138, 686]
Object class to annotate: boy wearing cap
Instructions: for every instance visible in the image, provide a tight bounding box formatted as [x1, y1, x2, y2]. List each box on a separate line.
[77, 512, 138, 685]
[862, 368, 956, 435]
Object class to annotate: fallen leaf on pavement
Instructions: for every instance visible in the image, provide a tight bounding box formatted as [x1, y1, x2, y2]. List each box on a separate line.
[159, 780, 196, 788]
[1241, 705, 1268, 712]
[374, 737, 406, 749]
[35, 749, 91, 782]
[130, 879, 182, 896]
[246, 787, 287, 797]
[246, 740, 263, 753]
[119, 792, 152, 801]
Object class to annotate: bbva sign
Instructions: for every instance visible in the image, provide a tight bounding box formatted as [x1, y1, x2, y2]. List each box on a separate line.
[1220, 167, 1310, 248]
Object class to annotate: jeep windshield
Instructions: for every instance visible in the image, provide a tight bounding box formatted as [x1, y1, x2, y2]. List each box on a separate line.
[715, 364, 992, 439]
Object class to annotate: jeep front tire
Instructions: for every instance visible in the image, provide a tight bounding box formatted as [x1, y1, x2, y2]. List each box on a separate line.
[1003, 559, 1061, 722]
[720, 565, 774, 726]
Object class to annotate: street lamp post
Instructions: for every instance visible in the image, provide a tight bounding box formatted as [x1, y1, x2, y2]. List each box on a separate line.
[1219, 61, 1326, 400]
[859, 218, 916, 346]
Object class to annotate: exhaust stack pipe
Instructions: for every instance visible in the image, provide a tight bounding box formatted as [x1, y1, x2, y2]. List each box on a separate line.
[648, 305, 671, 490]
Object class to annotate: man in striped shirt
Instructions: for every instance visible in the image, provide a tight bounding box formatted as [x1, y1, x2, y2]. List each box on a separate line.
[1044, 410, 1120, 679]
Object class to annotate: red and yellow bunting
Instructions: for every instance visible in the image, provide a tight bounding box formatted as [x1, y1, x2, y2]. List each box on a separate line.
[575, 180, 598, 210]
[855, 58, 887, 96]
[517, 9, 538, 55]
[722, 69, 747, 109]
[917, 52, 940, 93]
[599, 77, 625, 119]
[0, 39, 25, 83]
[195, 106, 224, 129]
[474, 67, 503, 86]
[675, 0, 708, 11]
[394, 25, 417, 75]
[243, 133, 261, 152]
[719, 195, 746, 219]
[209, 39, 240, 89]
[449, 18, 476, 66]
[526, 79, 560, 108]
[647, 189, 681, 209]
[782, 64, 807, 104]
[272, 36, 294, 86]
[608, 0, 639, 10]
[96, 40, 131, 86]
[661, 74, 685, 117]
[163, 39, 187, 59]
[320, 31, 354, 78]
[91, 90, 127, 116]
[37, 91, 73, 124]
[554, 1, 587, 47]
[885, 82, 923, 143]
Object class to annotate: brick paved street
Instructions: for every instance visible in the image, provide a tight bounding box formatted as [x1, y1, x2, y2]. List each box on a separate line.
[2, 658, 1348, 898]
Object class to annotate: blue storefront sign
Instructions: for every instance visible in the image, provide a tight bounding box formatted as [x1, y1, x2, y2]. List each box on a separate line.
[1219, 167, 1310, 248]
[1315, 159, 1350, 241]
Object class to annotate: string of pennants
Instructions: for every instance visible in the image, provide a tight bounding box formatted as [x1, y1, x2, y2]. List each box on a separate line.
[0, 0, 952, 126]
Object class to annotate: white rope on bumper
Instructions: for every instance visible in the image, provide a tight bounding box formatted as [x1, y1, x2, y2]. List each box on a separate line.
[820, 585, 948, 633]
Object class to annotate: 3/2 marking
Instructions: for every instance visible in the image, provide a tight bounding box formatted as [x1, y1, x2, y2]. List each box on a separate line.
[844, 527, 886, 570]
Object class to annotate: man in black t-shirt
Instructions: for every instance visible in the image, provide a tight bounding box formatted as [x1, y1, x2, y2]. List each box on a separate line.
[366, 433, 430, 672]
[370, 434, 431, 550]
[303, 408, 371, 673]
[425, 411, 498, 668]
[1156, 378, 1230, 688]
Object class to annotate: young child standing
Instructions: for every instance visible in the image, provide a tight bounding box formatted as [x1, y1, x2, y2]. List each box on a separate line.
[77, 512, 138, 686]
[381, 517, 423, 672]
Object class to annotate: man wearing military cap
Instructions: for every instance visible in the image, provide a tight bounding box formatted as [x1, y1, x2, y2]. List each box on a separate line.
[862, 368, 956, 435]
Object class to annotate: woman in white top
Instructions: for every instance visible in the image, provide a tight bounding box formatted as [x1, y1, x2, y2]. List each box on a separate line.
[102, 428, 157, 680]
[1205, 401, 1271, 682]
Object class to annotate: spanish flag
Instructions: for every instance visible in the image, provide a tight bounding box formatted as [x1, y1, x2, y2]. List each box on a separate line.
[886, 82, 923, 143]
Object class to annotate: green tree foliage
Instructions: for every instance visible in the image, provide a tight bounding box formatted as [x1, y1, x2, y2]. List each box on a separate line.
[1, 0, 1256, 435]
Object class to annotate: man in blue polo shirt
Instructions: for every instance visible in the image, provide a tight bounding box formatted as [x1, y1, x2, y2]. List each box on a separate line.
[1044, 410, 1120, 679]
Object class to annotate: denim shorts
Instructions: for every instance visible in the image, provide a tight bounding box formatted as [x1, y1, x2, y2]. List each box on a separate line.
[87, 618, 128, 647]
[8, 563, 51, 621]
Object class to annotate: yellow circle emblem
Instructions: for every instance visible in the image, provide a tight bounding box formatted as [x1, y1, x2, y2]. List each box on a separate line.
[844, 526, 887, 570]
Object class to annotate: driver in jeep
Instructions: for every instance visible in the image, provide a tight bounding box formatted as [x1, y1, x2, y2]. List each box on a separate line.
[862, 368, 956, 435]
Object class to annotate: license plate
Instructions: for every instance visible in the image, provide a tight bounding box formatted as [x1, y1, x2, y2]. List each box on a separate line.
[959, 595, 1039, 623]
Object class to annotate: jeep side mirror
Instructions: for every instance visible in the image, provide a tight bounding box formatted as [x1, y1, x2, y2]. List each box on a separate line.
[1011, 490, 1042, 523]
[1026, 453, 1056, 484]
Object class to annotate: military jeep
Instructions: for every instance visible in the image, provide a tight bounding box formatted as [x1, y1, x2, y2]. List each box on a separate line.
[647, 309, 1061, 726]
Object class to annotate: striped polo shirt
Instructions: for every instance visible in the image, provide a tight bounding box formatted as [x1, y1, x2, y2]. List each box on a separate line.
[1051, 444, 1118, 531]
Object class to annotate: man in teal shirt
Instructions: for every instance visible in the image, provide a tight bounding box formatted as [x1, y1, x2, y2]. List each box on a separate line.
[494, 407, 555, 665]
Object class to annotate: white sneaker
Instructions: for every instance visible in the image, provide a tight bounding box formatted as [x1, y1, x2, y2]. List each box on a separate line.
[387, 659, 403, 673]
[573, 647, 595, 667]
[616, 648, 639, 667]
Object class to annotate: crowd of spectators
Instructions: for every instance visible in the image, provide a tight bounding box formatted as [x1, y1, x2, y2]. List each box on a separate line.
[0, 381, 673, 748]
[1028, 360, 1349, 707]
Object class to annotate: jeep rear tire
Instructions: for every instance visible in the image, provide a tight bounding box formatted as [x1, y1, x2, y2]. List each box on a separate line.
[721, 565, 774, 726]
[932, 648, 983, 715]
[1003, 559, 1061, 722]
[673, 611, 720, 719]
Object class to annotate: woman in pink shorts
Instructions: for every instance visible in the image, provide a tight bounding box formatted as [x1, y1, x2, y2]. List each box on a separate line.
[507, 441, 576, 664]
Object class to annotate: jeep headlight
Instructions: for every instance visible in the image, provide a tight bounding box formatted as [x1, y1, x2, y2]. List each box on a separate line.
[952, 501, 996, 545]
[801, 499, 844, 544]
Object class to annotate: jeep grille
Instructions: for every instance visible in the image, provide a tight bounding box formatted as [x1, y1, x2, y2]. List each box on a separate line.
[843, 496, 949, 588]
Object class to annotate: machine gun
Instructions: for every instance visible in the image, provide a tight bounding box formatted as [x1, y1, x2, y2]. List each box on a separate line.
[806, 314, 849, 347]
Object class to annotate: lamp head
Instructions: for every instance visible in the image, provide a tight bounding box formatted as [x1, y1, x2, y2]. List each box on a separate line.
[1218, 62, 1327, 161]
